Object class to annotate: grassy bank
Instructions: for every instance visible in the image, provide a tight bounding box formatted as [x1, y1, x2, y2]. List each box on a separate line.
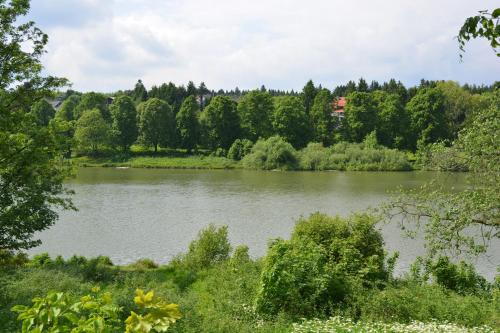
[73, 140, 415, 171]
[73, 155, 240, 169]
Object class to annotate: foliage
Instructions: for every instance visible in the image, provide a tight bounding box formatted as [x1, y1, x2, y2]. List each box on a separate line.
[11, 287, 180, 333]
[255, 213, 389, 317]
[110, 95, 138, 151]
[436, 81, 479, 135]
[410, 257, 490, 296]
[387, 92, 499, 258]
[372, 91, 409, 149]
[200, 96, 241, 150]
[310, 89, 335, 146]
[30, 99, 55, 126]
[301, 80, 318, 114]
[458, 8, 500, 59]
[272, 96, 311, 148]
[181, 224, 232, 272]
[292, 316, 496, 333]
[238, 90, 274, 141]
[406, 87, 448, 150]
[75, 108, 110, 153]
[12, 287, 122, 332]
[176, 96, 200, 152]
[298, 141, 411, 171]
[138, 98, 175, 152]
[0, 250, 28, 268]
[298, 142, 331, 170]
[74, 92, 111, 121]
[0, 0, 73, 251]
[125, 289, 181, 332]
[344, 92, 378, 142]
[132, 80, 148, 104]
[56, 94, 81, 121]
[357, 282, 498, 327]
[242, 136, 297, 170]
[227, 139, 253, 160]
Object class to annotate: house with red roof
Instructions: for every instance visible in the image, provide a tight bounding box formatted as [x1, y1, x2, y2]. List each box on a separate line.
[332, 96, 346, 118]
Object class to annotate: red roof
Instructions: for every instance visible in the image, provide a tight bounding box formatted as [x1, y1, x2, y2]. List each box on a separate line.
[332, 97, 346, 112]
[336, 97, 346, 107]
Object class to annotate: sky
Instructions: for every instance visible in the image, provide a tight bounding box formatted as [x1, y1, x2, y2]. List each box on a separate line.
[27, 0, 500, 92]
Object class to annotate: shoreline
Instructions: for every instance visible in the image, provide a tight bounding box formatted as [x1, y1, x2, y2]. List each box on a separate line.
[72, 155, 417, 171]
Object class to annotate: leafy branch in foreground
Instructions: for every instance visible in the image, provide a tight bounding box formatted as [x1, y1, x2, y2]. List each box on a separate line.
[385, 91, 499, 259]
[11, 287, 181, 332]
[458, 8, 500, 59]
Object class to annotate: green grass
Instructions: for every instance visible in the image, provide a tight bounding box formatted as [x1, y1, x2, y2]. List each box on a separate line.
[73, 155, 240, 170]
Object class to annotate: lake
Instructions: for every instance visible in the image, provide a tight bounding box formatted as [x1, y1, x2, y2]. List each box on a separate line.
[30, 168, 499, 279]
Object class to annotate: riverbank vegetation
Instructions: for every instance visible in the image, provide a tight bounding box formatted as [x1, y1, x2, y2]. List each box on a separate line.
[54, 80, 497, 172]
[1, 216, 498, 332]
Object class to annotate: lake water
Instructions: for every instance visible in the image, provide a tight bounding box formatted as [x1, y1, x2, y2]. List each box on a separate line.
[31, 168, 499, 279]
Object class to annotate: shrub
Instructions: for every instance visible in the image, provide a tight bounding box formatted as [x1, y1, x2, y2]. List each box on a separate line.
[182, 224, 232, 271]
[231, 245, 251, 266]
[298, 142, 330, 170]
[357, 283, 498, 327]
[28, 252, 52, 267]
[255, 213, 389, 317]
[128, 258, 159, 270]
[0, 250, 28, 268]
[212, 147, 227, 157]
[411, 256, 491, 295]
[242, 136, 298, 170]
[227, 139, 254, 160]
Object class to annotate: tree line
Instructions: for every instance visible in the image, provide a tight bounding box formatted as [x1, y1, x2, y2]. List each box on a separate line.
[33, 78, 498, 156]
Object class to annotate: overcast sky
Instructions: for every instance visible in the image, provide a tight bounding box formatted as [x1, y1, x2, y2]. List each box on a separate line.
[28, 0, 499, 92]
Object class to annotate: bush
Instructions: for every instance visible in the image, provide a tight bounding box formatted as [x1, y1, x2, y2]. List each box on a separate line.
[357, 282, 499, 327]
[242, 136, 298, 170]
[255, 213, 389, 317]
[411, 256, 491, 295]
[182, 224, 232, 271]
[0, 250, 28, 268]
[227, 139, 254, 160]
[128, 258, 159, 270]
[298, 142, 331, 170]
[296, 141, 412, 171]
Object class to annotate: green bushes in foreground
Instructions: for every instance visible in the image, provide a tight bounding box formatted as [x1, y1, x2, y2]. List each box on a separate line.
[12, 288, 180, 332]
[1, 216, 498, 332]
[255, 213, 391, 317]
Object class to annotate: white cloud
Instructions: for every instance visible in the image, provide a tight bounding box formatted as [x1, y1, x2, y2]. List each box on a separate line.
[30, 0, 500, 92]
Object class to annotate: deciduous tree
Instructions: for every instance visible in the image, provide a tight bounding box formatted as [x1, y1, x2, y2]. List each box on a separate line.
[344, 92, 378, 142]
[0, 0, 73, 251]
[137, 98, 175, 152]
[75, 109, 110, 153]
[310, 89, 335, 146]
[272, 96, 310, 148]
[200, 96, 240, 150]
[237, 90, 274, 141]
[176, 95, 200, 152]
[109, 95, 138, 151]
